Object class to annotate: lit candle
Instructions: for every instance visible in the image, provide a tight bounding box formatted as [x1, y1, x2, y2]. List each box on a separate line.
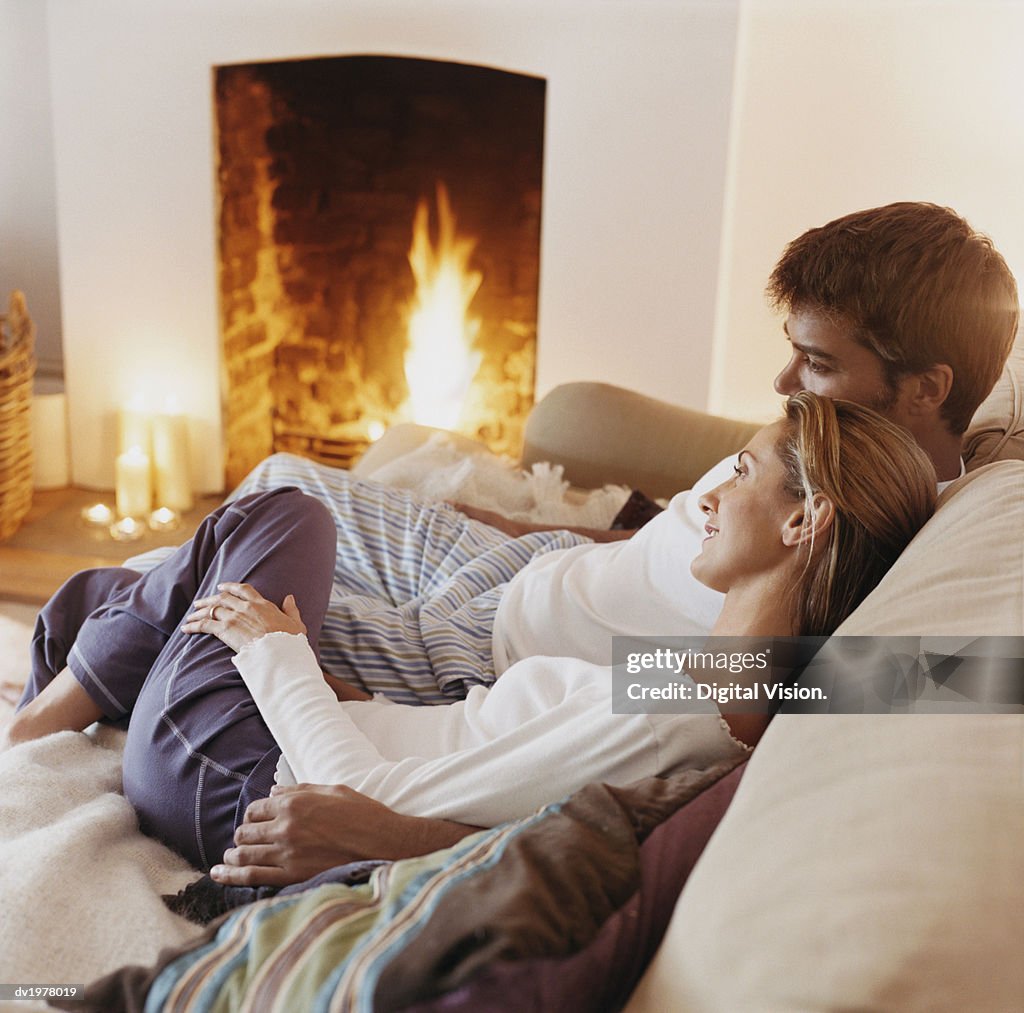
[116, 447, 152, 518]
[151, 411, 193, 513]
[109, 516, 146, 542]
[80, 502, 115, 528]
[148, 506, 181, 532]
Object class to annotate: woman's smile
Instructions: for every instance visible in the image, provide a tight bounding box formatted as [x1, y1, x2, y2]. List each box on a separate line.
[690, 421, 801, 593]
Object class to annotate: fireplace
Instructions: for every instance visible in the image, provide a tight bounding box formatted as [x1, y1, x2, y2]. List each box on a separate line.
[50, 5, 737, 495]
[215, 55, 546, 487]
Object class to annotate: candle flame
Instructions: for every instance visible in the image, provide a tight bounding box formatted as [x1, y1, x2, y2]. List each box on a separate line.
[403, 183, 482, 430]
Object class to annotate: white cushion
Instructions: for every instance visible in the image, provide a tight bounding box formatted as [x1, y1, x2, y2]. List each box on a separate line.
[627, 460, 1024, 1012]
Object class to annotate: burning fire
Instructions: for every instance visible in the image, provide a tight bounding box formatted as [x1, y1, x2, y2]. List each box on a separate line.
[402, 183, 483, 430]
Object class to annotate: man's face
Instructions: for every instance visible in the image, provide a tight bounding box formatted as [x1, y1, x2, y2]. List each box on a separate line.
[773, 308, 901, 416]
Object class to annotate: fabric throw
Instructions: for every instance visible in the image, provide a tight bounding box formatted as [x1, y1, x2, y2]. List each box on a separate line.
[60, 761, 739, 1013]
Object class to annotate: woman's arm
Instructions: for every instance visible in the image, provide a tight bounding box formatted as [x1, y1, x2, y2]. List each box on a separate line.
[187, 586, 746, 828]
[232, 634, 745, 828]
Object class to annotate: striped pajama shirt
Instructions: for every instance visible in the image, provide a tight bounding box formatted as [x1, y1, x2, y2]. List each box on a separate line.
[230, 453, 591, 705]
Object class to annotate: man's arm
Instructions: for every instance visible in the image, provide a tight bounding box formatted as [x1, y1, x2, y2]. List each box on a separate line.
[452, 503, 634, 542]
[209, 784, 482, 887]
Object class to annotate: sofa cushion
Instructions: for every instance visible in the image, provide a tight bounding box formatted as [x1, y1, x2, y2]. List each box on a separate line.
[963, 330, 1024, 470]
[627, 710, 1024, 1013]
[837, 460, 1024, 635]
[625, 459, 1024, 1012]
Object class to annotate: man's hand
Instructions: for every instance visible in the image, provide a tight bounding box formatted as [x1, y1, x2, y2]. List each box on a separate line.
[209, 783, 481, 888]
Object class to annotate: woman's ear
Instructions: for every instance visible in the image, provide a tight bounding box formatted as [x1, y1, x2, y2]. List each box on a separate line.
[781, 494, 836, 548]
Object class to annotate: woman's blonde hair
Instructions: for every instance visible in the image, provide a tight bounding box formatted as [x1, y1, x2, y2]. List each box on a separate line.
[778, 392, 937, 636]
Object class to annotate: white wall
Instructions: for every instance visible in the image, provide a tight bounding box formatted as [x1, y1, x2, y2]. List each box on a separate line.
[46, 0, 740, 491]
[0, 0, 63, 374]
[712, 0, 1024, 423]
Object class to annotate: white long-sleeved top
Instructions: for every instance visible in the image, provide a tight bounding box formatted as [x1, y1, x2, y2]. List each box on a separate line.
[233, 632, 749, 828]
[492, 456, 736, 670]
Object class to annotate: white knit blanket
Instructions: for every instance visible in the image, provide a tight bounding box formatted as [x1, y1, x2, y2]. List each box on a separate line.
[0, 729, 201, 1006]
[0, 454, 632, 1002]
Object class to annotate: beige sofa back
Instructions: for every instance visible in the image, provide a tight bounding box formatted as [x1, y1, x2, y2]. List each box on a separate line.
[525, 331, 1024, 496]
[521, 383, 759, 498]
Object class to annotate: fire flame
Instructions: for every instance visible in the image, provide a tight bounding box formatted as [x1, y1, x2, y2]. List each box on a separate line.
[403, 183, 482, 430]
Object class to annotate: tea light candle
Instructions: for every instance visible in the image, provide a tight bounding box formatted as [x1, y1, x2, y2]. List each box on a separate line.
[81, 502, 116, 528]
[152, 412, 193, 513]
[109, 516, 146, 542]
[148, 506, 181, 532]
[116, 447, 152, 518]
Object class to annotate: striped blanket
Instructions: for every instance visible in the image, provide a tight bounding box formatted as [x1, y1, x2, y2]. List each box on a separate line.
[62, 763, 736, 1013]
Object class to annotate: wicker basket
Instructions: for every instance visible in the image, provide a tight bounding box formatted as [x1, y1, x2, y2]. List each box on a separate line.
[0, 290, 36, 542]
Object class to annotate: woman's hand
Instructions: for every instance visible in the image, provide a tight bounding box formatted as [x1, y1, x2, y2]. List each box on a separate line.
[182, 582, 307, 654]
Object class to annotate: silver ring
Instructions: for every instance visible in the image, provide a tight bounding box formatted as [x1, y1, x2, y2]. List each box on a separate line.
[210, 605, 219, 622]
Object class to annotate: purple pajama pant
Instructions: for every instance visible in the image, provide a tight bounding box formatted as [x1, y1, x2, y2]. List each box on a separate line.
[17, 487, 336, 871]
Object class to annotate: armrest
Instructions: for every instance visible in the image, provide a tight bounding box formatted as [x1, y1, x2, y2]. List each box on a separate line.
[522, 383, 760, 499]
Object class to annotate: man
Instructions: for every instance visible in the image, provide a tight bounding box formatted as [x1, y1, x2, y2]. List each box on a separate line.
[8, 203, 1020, 885]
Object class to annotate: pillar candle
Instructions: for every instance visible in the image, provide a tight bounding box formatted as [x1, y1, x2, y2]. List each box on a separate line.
[30, 383, 71, 489]
[151, 412, 193, 513]
[116, 447, 152, 518]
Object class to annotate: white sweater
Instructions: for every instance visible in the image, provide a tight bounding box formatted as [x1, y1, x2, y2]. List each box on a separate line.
[233, 632, 749, 828]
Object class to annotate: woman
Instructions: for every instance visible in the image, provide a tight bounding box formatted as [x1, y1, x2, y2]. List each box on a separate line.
[5, 393, 935, 871]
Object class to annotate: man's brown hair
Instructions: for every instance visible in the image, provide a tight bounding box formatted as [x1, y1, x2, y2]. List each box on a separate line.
[767, 202, 1019, 434]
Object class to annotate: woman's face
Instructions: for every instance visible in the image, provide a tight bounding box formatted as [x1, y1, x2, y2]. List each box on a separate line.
[690, 420, 803, 593]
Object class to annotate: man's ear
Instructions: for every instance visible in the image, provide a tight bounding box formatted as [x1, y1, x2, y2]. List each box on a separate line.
[781, 494, 835, 548]
[903, 364, 954, 418]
